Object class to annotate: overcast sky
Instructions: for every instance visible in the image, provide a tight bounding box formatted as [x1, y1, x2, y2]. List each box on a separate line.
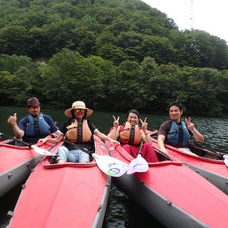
[142, 0, 228, 43]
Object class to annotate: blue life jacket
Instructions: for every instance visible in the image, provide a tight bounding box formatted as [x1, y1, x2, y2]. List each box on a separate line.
[166, 121, 191, 147]
[25, 113, 51, 137]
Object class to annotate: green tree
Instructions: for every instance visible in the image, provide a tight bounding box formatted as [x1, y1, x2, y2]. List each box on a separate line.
[0, 26, 29, 55]
[0, 71, 16, 105]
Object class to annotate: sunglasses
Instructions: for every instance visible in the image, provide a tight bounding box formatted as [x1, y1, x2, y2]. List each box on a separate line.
[28, 105, 40, 109]
[75, 109, 85, 112]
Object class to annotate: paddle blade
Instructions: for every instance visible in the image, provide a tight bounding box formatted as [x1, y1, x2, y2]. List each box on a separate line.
[93, 154, 129, 177]
[223, 155, 228, 167]
[31, 145, 54, 156]
[127, 154, 149, 175]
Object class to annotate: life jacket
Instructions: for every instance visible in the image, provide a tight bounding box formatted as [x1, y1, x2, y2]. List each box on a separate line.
[25, 114, 51, 137]
[65, 119, 92, 143]
[119, 122, 142, 146]
[166, 120, 191, 147]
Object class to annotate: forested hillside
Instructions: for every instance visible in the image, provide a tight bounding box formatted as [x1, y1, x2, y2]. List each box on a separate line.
[0, 0, 227, 116]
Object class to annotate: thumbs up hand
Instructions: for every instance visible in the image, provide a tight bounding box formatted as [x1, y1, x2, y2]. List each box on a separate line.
[7, 113, 17, 126]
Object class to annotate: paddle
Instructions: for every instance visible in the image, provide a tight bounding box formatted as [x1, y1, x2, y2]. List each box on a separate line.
[126, 141, 149, 174]
[31, 145, 54, 156]
[127, 154, 149, 174]
[10, 137, 32, 147]
[92, 153, 129, 177]
[93, 141, 149, 177]
[93, 152, 149, 177]
[223, 155, 228, 167]
[0, 132, 4, 138]
[10, 137, 56, 156]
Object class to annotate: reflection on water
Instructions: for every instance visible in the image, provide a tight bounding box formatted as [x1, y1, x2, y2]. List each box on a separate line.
[0, 107, 227, 228]
[195, 117, 228, 153]
[103, 184, 165, 228]
[0, 185, 22, 228]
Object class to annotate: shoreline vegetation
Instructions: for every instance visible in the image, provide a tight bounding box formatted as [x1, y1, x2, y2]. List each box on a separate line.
[0, 0, 227, 117]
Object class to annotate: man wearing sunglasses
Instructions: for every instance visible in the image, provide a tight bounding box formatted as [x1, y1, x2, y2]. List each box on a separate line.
[7, 97, 59, 144]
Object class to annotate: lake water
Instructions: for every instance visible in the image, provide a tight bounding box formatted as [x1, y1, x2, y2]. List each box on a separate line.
[0, 106, 227, 227]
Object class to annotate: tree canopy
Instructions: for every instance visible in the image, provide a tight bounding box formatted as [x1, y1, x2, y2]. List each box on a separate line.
[0, 0, 227, 116]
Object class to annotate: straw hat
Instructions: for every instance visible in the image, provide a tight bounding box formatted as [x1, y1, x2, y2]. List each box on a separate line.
[64, 101, 93, 117]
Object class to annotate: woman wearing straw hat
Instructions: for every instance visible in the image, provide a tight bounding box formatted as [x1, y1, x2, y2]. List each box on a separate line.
[40, 101, 119, 163]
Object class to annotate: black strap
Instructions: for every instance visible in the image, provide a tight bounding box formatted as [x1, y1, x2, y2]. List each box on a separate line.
[129, 126, 135, 145]
[33, 117, 40, 137]
[77, 122, 83, 143]
[137, 141, 144, 155]
[178, 123, 183, 146]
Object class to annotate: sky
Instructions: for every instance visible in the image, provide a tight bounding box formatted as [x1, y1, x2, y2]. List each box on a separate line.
[142, 0, 228, 43]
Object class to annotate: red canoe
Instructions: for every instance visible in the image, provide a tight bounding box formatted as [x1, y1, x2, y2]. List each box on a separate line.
[0, 138, 61, 197]
[108, 143, 228, 228]
[151, 137, 228, 194]
[9, 136, 110, 228]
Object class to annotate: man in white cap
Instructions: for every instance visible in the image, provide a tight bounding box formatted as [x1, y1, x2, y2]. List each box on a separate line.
[8, 97, 59, 144]
[41, 100, 119, 163]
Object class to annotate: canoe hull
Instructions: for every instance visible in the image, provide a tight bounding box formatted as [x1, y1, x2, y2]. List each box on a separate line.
[152, 138, 228, 194]
[184, 163, 228, 194]
[0, 140, 61, 197]
[9, 136, 110, 228]
[109, 144, 228, 228]
[0, 155, 41, 197]
[114, 175, 210, 228]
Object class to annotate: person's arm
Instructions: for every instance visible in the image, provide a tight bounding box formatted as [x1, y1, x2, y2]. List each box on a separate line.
[7, 113, 24, 138]
[141, 130, 153, 144]
[185, 117, 204, 142]
[157, 134, 167, 153]
[38, 120, 66, 145]
[38, 131, 63, 145]
[108, 126, 120, 140]
[190, 128, 204, 142]
[94, 129, 119, 146]
[108, 116, 120, 140]
[157, 121, 169, 153]
[140, 117, 153, 144]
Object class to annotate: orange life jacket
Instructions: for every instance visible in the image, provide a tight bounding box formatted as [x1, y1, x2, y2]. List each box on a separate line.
[65, 119, 92, 143]
[119, 122, 142, 145]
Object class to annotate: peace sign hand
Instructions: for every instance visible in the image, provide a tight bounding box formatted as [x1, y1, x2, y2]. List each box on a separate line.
[185, 117, 195, 132]
[140, 117, 148, 132]
[112, 116, 119, 128]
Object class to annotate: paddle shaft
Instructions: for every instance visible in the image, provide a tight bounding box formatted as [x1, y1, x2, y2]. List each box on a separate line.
[12, 137, 32, 147]
[63, 140, 93, 155]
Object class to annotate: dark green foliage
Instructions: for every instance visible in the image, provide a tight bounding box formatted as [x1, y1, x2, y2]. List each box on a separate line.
[0, 0, 227, 116]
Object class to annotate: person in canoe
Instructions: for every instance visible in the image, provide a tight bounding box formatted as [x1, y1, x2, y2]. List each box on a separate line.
[7, 97, 60, 144]
[157, 101, 204, 153]
[40, 101, 119, 163]
[108, 109, 159, 162]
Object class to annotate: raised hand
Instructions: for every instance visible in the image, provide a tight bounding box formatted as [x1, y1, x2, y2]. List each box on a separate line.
[7, 113, 17, 126]
[112, 116, 119, 128]
[185, 117, 195, 132]
[140, 117, 148, 132]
